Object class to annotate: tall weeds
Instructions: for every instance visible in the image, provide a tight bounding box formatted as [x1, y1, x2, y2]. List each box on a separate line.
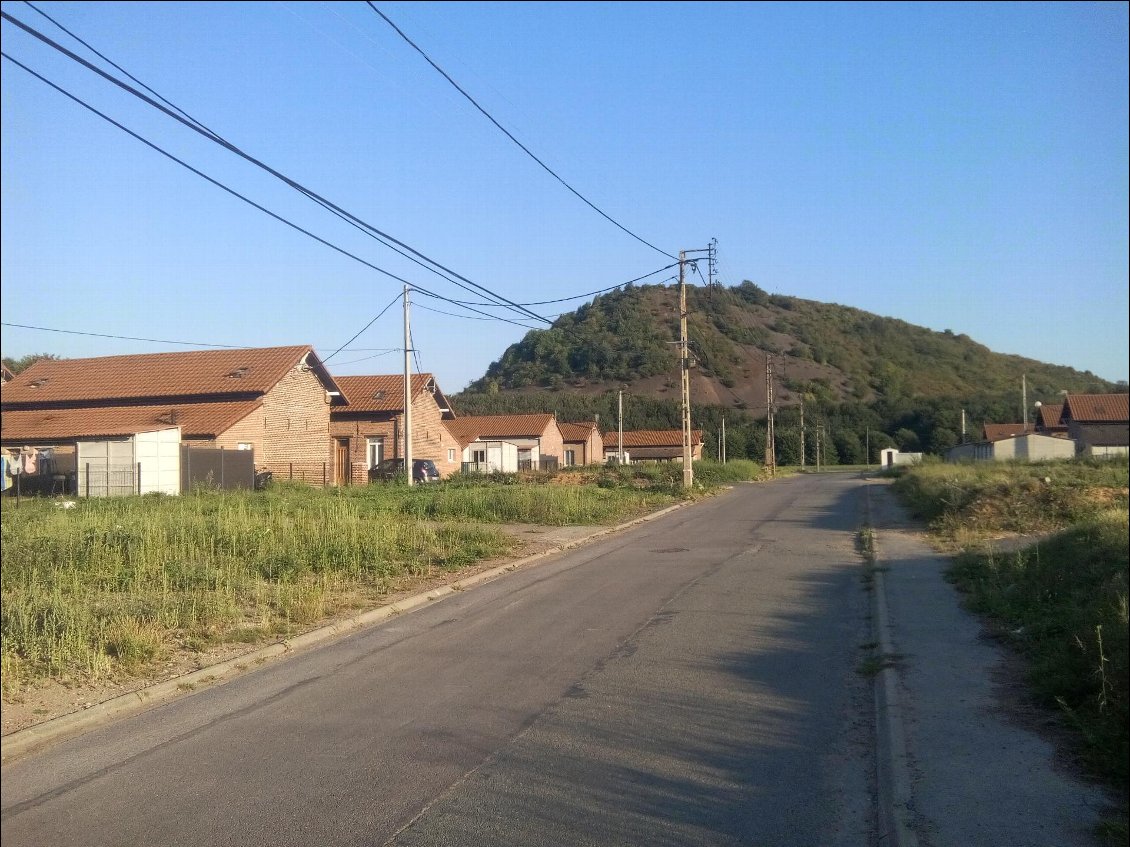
[1, 489, 511, 695]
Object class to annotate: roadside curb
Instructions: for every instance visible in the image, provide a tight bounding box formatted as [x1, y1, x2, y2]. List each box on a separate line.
[864, 482, 920, 847]
[1, 500, 691, 762]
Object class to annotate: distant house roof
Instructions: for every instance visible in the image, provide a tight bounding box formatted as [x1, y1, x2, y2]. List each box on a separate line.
[444, 414, 558, 448]
[1, 346, 340, 407]
[559, 421, 599, 442]
[1035, 404, 1066, 431]
[1, 364, 13, 383]
[0, 401, 261, 443]
[601, 429, 703, 449]
[1060, 394, 1129, 425]
[333, 373, 452, 415]
[982, 423, 1032, 442]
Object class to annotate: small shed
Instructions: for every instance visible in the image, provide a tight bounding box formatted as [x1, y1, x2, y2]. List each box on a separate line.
[880, 448, 922, 467]
[77, 427, 182, 496]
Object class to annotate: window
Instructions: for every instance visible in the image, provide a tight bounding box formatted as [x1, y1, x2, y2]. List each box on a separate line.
[236, 443, 253, 451]
[367, 438, 384, 468]
[447, 448, 455, 462]
[564, 449, 576, 466]
[472, 449, 487, 464]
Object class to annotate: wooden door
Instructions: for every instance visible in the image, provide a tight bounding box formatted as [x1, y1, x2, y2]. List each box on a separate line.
[335, 438, 351, 485]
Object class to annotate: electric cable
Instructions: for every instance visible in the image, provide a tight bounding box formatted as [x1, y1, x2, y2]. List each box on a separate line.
[0, 10, 552, 325]
[22, 0, 223, 142]
[323, 290, 403, 363]
[0, 321, 404, 356]
[408, 325, 423, 375]
[447, 264, 679, 307]
[19, 0, 485, 304]
[0, 51, 546, 334]
[367, 2, 676, 261]
[329, 349, 401, 367]
[414, 301, 545, 325]
[1, 321, 251, 350]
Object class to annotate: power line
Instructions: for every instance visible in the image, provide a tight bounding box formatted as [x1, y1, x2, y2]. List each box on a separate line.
[1, 321, 251, 350]
[413, 301, 544, 325]
[330, 349, 401, 367]
[0, 321, 403, 356]
[0, 51, 548, 335]
[21, 0, 221, 141]
[323, 290, 403, 363]
[448, 264, 679, 307]
[366, 2, 675, 261]
[5, 9, 682, 347]
[0, 58, 660, 371]
[20, 3, 496, 312]
[409, 325, 423, 375]
[1, 10, 553, 327]
[4, 48, 672, 352]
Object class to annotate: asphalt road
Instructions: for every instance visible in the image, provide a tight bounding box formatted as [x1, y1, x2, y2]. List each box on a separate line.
[1, 474, 876, 846]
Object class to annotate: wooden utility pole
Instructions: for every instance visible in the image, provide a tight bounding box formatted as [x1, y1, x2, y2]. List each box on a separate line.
[618, 388, 624, 465]
[799, 396, 806, 469]
[679, 251, 693, 488]
[764, 356, 776, 476]
[403, 285, 413, 487]
[1022, 374, 1028, 430]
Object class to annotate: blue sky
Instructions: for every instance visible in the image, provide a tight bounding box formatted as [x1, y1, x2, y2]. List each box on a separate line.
[2, 1, 1127, 391]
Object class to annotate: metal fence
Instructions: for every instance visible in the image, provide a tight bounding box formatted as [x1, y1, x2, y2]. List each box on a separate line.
[181, 446, 255, 491]
[80, 464, 137, 497]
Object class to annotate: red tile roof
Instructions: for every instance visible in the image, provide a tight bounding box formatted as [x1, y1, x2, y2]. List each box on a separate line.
[334, 374, 444, 413]
[1, 401, 261, 443]
[559, 421, 598, 441]
[982, 423, 1031, 442]
[443, 414, 558, 447]
[601, 429, 703, 448]
[2, 346, 336, 405]
[1061, 394, 1129, 424]
[1036, 404, 1065, 430]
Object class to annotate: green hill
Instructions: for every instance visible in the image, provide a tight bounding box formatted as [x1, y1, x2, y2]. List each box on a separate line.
[454, 283, 1120, 464]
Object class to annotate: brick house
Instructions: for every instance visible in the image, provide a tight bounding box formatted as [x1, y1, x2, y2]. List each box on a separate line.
[1, 346, 344, 484]
[602, 429, 704, 463]
[444, 414, 566, 472]
[1059, 393, 1129, 457]
[329, 373, 460, 482]
[559, 421, 603, 466]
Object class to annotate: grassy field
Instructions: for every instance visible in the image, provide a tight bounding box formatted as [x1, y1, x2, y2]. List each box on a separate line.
[891, 458, 1129, 815]
[1, 460, 762, 698]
